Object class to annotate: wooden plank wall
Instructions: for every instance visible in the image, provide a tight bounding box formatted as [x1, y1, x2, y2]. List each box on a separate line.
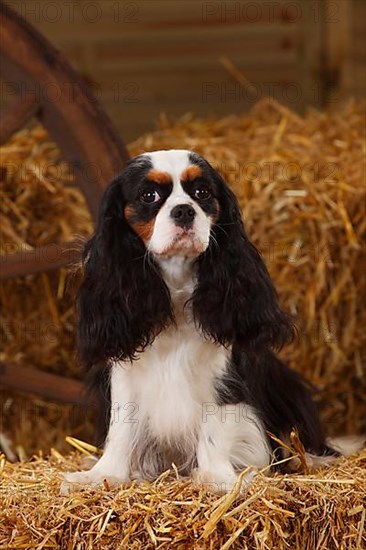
[3, 0, 364, 141]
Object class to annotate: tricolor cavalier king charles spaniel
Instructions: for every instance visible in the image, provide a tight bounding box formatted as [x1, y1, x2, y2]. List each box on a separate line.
[63, 150, 360, 494]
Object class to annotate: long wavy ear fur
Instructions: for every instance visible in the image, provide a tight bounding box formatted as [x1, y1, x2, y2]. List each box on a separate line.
[77, 174, 173, 368]
[192, 168, 295, 352]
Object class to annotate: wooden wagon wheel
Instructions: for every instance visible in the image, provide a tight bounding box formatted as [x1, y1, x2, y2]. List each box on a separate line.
[0, 1, 130, 403]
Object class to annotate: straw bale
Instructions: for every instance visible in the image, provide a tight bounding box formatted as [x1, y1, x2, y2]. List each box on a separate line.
[0, 448, 365, 549]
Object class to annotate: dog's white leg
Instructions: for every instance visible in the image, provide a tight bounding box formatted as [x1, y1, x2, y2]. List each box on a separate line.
[195, 403, 270, 494]
[195, 432, 239, 494]
[61, 363, 135, 494]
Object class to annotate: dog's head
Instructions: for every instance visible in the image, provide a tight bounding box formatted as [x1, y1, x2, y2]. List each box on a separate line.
[117, 150, 221, 258]
[78, 150, 294, 367]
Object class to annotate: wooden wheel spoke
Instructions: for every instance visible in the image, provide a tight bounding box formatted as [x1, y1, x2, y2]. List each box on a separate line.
[0, 362, 86, 404]
[0, 240, 83, 280]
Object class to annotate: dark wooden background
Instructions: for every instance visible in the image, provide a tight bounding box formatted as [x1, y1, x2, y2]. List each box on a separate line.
[3, 0, 365, 139]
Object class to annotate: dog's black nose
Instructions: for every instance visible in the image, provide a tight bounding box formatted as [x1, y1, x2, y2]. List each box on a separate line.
[170, 204, 195, 228]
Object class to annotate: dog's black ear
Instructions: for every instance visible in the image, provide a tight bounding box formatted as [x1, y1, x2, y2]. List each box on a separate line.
[192, 169, 294, 352]
[77, 173, 173, 368]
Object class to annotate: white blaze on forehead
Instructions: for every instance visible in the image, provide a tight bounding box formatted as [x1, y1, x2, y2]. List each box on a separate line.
[142, 150, 193, 186]
[141, 150, 211, 257]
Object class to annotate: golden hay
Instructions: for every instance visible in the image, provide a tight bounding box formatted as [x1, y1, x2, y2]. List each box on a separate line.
[0, 127, 93, 455]
[0, 126, 92, 375]
[0, 448, 365, 549]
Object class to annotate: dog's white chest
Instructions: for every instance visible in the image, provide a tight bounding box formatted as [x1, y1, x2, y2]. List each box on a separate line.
[125, 322, 229, 441]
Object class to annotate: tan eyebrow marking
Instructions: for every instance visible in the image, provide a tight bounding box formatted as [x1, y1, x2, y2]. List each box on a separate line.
[146, 169, 172, 185]
[181, 165, 203, 182]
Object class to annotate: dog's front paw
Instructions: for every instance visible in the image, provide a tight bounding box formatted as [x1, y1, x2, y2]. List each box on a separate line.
[60, 469, 128, 495]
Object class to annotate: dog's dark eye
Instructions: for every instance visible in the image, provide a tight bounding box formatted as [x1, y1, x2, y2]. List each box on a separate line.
[194, 186, 211, 200]
[140, 190, 160, 204]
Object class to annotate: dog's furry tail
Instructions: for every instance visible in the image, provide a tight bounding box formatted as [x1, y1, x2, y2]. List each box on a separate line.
[327, 435, 366, 457]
